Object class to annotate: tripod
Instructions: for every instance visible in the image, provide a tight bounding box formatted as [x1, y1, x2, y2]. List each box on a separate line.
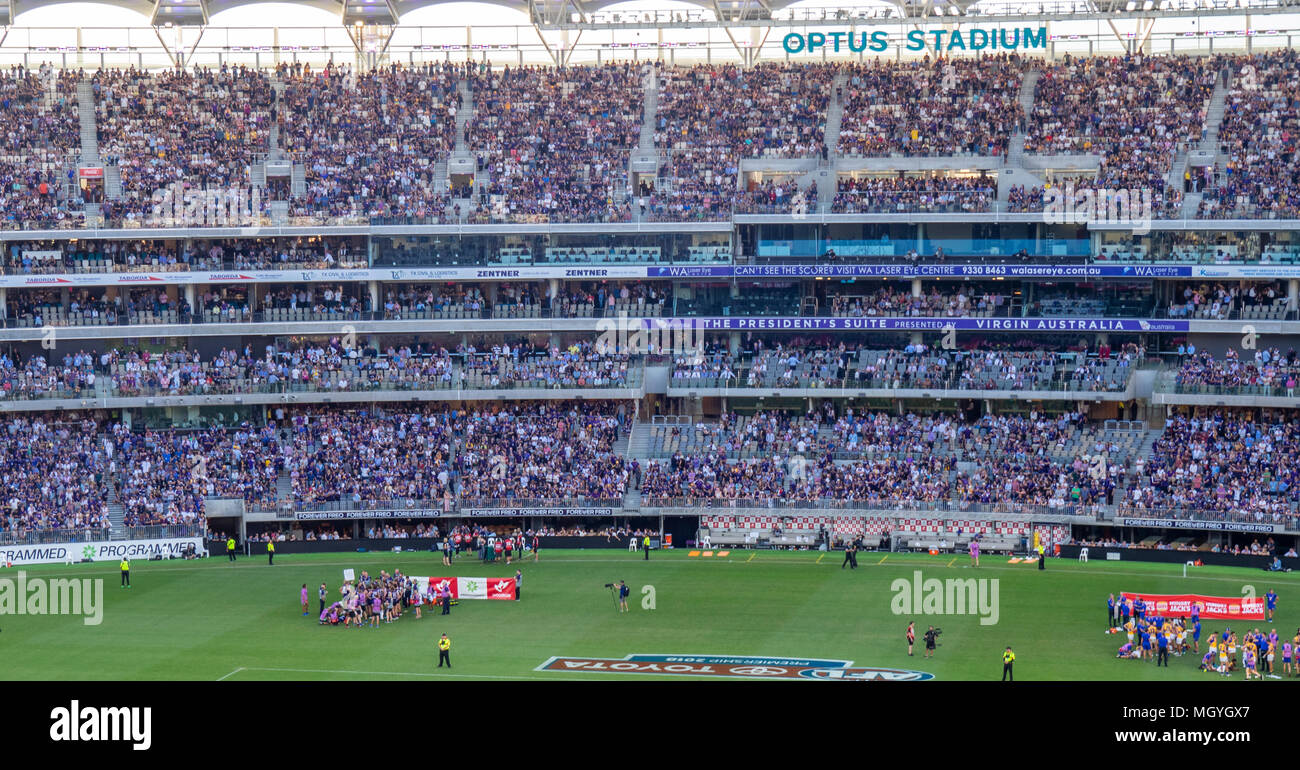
[607, 585, 620, 612]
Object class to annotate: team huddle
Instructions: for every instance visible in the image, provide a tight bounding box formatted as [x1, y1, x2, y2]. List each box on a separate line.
[1106, 591, 1296, 678]
[308, 570, 427, 628]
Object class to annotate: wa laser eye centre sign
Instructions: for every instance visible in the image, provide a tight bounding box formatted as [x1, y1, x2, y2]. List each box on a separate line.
[783, 27, 1048, 54]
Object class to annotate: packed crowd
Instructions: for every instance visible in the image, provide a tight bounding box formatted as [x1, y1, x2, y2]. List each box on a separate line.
[669, 340, 1141, 392]
[6, 56, 1300, 225]
[469, 63, 643, 223]
[455, 403, 630, 503]
[1199, 49, 1300, 219]
[281, 61, 461, 223]
[830, 175, 994, 213]
[110, 422, 283, 525]
[827, 286, 1008, 317]
[837, 56, 1024, 157]
[94, 65, 276, 224]
[1023, 54, 1220, 214]
[0, 417, 111, 538]
[0, 337, 648, 399]
[1165, 281, 1285, 320]
[0, 65, 81, 230]
[642, 407, 1124, 510]
[1124, 411, 1300, 523]
[650, 63, 832, 221]
[1172, 347, 1300, 394]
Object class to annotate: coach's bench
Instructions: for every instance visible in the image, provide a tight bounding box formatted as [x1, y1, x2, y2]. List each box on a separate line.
[767, 532, 818, 549]
[699, 527, 822, 549]
[900, 534, 1019, 554]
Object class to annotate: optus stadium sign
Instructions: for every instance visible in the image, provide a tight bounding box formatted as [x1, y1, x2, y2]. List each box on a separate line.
[536, 654, 934, 681]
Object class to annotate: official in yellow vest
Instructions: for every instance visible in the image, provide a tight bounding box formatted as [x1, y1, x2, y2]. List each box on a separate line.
[120, 558, 130, 589]
[1002, 647, 1015, 681]
[268, 539, 275, 566]
[643, 534, 650, 561]
[437, 633, 452, 668]
[227, 537, 236, 562]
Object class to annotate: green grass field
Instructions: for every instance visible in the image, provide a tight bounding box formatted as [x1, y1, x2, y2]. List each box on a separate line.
[4, 548, 1298, 681]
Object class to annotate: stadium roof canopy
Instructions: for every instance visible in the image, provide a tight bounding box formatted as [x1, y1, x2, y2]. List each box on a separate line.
[9, 0, 1300, 29]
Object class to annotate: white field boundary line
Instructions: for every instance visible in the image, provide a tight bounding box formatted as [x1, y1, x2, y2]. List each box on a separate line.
[218, 666, 582, 681]
[220, 665, 796, 682]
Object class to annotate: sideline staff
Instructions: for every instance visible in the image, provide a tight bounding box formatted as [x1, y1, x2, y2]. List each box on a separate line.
[120, 557, 131, 588]
[1002, 647, 1015, 681]
[268, 540, 275, 565]
[227, 536, 236, 562]
[437, 634, 452, 668]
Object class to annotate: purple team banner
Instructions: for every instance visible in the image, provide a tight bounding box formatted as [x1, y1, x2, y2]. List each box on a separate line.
[653, 264, 1192, 279]
[641, 317, 1189, 332]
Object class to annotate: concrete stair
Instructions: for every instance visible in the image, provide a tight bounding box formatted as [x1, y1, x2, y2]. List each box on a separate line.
[997, 68, 1041, 205]
[106, 484, 126, 538]
[636, 68, 658, 155]
[823, 72, 849, 164]
[76, 80, 99, 164]
[43, 74, 58, 111]
[275, 469, 293, 505]
[104, 165, 121, 200]
[624, 420, 655, 462]
[1198, 78, 1229, 155]
[433, 158, 449, 193]
[454, 78, 473, 156]
[1165, 147, 1189, 193]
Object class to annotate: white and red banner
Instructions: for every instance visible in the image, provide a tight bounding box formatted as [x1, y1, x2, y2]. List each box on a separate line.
[486, 577, 517, 600]
[416, 576, 514, 601]
[1121, 592, 1264, 621]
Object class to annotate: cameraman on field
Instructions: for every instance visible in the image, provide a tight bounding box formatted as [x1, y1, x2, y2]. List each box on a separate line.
[923, 626, 941, 659]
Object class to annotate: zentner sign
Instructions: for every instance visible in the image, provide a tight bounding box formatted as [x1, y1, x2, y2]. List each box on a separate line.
[783, 27, 1048, 54]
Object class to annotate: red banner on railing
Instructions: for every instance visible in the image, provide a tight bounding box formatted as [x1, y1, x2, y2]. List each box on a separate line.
[1121, 592, 1264, 620]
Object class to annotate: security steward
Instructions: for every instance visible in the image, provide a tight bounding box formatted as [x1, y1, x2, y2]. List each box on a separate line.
[268, 539, 275, 566]
[1002, 647, 1015, 681]
[841, 541, 858, 569]
[227, 536, 236, 562]
[437, 633, 452, 668]
[643, 534, 651, 560]
[120, 557, 131, 589]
